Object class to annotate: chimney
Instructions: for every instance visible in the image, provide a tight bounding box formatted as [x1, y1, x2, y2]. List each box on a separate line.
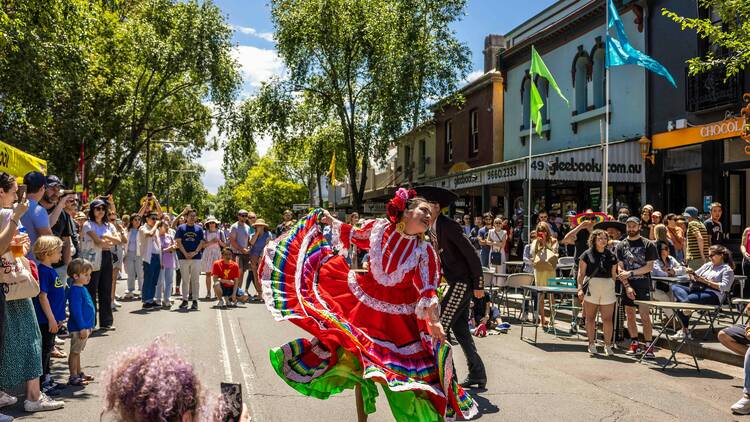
[483, 34, 506, 72]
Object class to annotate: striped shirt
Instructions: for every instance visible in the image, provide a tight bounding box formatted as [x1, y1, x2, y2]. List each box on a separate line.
[686, 220, 709, 260]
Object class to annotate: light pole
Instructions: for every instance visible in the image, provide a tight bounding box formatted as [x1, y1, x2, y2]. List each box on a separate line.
[145, 140, 190, 194]
[166, 169, 199, 214]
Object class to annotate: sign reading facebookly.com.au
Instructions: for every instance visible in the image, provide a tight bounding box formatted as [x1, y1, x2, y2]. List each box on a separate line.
[529, 142, 645, 183]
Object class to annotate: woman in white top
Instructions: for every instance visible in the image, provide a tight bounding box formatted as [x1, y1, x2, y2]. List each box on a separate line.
[123, 214, 144, 298]
[201, 217, 225, 300]
[487, 217, 507, 274]
[82, 199, 124, 330]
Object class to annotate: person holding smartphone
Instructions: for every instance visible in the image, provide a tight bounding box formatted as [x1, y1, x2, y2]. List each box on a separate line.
[530, 223, 559, 328]
[669, 245, 734, 341]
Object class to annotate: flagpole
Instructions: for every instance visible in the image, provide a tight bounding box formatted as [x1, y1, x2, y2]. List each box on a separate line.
[527, 95, 533, 244]
[602, 0, 610, 215]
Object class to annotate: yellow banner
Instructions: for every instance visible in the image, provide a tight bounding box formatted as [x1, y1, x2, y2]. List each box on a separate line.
[0, 141, 47, 178]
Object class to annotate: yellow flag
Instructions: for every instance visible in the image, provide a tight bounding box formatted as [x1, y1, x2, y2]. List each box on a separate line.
[329, 152, 336, 186]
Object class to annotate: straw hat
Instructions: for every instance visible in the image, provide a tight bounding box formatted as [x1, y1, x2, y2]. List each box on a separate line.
[252, 218, 269, 228]
[74, 211, 87, 221]
[205, 216, 220, 225]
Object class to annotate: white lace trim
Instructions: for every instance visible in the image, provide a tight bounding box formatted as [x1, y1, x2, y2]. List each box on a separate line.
[368, 220, 426, 287]
[310, 338, 332, 359]
[414, 296, 439, 320]
[328, 219, 347, 257]
[347, 271, 417, 315]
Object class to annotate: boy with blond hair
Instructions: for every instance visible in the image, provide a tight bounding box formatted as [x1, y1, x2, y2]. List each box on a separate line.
[32, 235, 66, 395]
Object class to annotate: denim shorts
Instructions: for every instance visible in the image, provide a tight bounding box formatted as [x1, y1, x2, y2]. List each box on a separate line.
[722, 324, 750, 346]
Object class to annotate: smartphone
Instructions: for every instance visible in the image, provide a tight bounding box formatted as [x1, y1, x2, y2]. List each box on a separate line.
[16, 185, 27, 203]
[220, 382, 242, 422]
[60, 189, 77, 196]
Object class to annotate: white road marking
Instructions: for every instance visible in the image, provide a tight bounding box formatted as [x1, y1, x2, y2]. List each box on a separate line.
[216, 309, 233, 381]
[228, 313, 263, 421]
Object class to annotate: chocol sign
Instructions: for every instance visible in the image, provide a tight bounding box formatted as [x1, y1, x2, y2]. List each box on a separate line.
[700, 119, 744, 138]
[653, 116, 747, 150]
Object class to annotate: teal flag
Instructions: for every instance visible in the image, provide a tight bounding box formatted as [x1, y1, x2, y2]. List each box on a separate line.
[606, 0, 676, 87]
[529, 46, 568, 136]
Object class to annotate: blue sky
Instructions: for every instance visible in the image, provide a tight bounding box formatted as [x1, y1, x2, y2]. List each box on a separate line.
[203, 0, 558, 192]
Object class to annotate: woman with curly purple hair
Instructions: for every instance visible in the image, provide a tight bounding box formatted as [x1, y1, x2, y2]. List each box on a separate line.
[102, 338, 248, 422]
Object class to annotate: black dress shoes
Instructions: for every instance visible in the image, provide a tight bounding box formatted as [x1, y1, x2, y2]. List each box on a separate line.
[460, 377, 487, 389]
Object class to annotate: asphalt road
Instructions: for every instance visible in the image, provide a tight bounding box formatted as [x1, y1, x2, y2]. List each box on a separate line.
[3, 276, 748, 421]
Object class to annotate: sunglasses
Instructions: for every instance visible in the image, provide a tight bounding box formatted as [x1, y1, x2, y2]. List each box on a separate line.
[239, 214, 248, 218]
[94, 206, 106, 211]
[248, 216, 257, 219]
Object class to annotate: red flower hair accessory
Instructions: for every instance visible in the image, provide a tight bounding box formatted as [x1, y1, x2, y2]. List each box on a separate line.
[386, 188, 417, 223]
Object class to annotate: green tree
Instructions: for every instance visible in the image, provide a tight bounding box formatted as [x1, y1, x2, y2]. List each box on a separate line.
[232, 152, 308, 226]
[269, 0, 470, 210]
[663, 0, 750, 78]
[0, 0, 239, 198]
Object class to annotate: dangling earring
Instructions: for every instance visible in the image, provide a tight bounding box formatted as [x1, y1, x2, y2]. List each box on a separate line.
[396, 221, 406, 233]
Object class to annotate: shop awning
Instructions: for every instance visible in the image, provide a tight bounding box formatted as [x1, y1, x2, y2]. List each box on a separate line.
[423, 140, 644, 189]
[0, 141, 47, 178]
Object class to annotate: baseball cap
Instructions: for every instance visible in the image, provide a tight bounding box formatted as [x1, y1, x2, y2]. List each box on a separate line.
[682, 206, 699, 218]
[238, 209, 249, 216]
[23, 171, 46, 192]
[625, 216, 641, 225]
[45, 175, 66, 189]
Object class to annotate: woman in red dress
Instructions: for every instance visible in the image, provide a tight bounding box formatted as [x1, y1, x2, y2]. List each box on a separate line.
[259, 188, 477, 421]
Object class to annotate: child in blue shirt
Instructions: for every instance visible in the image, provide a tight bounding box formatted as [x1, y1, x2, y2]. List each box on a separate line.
[32, 236, 66, 392]
[66, 258, 96, 386]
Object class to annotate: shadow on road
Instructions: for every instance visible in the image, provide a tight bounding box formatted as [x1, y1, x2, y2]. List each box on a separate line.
[464, 389, 500, 419]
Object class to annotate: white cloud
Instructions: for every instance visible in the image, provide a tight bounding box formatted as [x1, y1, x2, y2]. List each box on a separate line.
[201, 45, 285, 193]
[463, 70, 484, 84]
[230, 24, 274, 43]
[200, 148, 225, 194]
[231, 45, 285, 90]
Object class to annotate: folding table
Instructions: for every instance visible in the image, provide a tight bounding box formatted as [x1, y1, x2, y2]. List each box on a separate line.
[519, 285, 578, 343]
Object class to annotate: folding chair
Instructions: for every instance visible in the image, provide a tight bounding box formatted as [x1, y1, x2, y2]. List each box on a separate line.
[501, 273, 534, 319]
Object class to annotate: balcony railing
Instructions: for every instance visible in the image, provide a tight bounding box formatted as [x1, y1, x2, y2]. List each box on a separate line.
[685, 66, 742, 113]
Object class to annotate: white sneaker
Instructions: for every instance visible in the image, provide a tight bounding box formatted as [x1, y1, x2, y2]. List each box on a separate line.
[588, 343, 598, 355]
[123, 292, 134, 300]
[54, 336, 65, 345]
[217, 298, 226, 308]
[604, 345, 614, 356]
[24, 393, 64, 412]
[668, 331, 691, 341]
[112, 300, 121, 308]
[732, 396, 750, 414]
[0, 412, 13, 422]
[0, 391, 17, 408]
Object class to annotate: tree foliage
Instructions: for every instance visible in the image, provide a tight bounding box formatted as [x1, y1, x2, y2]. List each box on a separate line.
[663, 0, 750, 78]
[0, 0, 239, 211]
[268, 0, 470, 210]
[231, 151, 308, 226]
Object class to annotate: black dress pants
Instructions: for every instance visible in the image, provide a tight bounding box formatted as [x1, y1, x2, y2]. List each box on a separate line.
[440, 281, 487, 380]
[86, 251, 114, 327]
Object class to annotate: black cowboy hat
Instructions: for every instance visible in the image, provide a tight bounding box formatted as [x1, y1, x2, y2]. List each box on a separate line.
[413, 186, 458, 209]
[594, 220, 626, 233]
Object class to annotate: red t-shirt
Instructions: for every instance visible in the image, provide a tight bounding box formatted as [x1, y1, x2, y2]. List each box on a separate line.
[212, 259, 240, 287]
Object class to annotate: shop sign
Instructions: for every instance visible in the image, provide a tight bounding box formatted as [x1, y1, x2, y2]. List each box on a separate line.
[452, 170, 483, 189]
[529, 141, 645, 183]
[482, 161, 526, 184]
[653, 116, 746, 150]
[363, 202, 386, 214]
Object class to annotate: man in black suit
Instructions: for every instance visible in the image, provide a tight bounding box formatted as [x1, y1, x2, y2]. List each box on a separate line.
[416, 186, 487, 389]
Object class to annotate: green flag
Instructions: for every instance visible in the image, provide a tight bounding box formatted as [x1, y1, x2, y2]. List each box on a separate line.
[529, 45, 568, 136]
